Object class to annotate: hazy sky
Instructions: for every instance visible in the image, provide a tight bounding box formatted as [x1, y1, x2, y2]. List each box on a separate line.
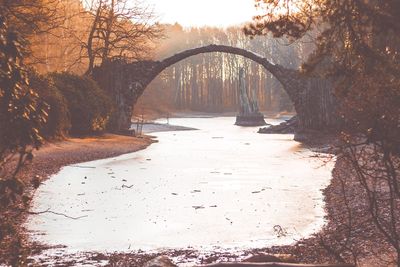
[145, 0, 258, 27]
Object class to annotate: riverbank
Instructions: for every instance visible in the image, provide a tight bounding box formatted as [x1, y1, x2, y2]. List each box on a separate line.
[254, 151, 397, 267]
[20, 134, 155, 184]
[3, 121, 392, 267]
[0, 134, 155, 265]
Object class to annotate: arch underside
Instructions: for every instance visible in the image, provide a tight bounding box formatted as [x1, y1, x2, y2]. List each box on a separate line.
[150, 45, 302, 103]
[93, 44, 337, 132]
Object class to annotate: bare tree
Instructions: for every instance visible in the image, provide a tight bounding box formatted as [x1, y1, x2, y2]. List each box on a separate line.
[75, 0, 162, 74]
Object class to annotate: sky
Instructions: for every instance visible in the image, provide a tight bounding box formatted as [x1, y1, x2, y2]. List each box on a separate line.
[145, 0, 259, 27]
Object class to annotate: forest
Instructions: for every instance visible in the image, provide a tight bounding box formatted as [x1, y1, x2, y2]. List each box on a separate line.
[136, 24, 314, 114]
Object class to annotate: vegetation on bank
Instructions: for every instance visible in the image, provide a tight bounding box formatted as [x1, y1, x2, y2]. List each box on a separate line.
[0, 16, 46, 266]
[27, 71, 114, 138]
[49, 72, 113, 136]
[248, 1, 400, 265]
[29, 72, 71, 138]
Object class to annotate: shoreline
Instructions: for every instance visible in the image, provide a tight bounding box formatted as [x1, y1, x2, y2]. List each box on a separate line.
[2, 120, 383, 266]
[0, 134, 156, 265]
[22, 134, 156, 185]
[25, 130, 341, 266]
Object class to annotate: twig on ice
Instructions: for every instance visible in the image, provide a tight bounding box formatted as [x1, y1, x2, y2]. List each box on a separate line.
[26, 208, 88, 220]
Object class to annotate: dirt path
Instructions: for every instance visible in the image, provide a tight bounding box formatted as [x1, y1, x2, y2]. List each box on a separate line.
[22, 134, 155, 184]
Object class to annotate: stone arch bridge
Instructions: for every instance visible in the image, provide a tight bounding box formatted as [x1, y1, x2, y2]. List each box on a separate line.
[92, 44, 338, 133]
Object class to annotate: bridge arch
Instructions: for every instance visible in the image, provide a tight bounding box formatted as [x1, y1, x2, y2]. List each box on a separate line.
[93, 44, 337, 133]
[149, 45, 302, 107]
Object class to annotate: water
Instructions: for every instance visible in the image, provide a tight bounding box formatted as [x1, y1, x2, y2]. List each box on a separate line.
[27, 116, 334, 255]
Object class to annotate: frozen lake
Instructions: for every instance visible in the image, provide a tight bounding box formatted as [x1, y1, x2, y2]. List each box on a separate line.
[27, 116, 334, 254]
